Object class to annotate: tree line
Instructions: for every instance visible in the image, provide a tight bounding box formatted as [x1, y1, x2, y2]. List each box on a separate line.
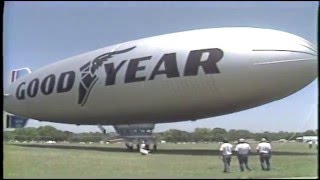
[3, 126, 317, 143]
[3, 126, 113, 142]
[156, 128, 317, 143]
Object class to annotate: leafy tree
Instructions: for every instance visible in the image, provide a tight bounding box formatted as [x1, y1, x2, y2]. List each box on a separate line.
[194, 128, 211, 142]
[227, 129, 238, 141]
[3, 131, 16, 141]
[210, 128, 227, 142]
[161, 129, 192, 142]
[303, 130, 317, 136]
[236, 130, 252, 139]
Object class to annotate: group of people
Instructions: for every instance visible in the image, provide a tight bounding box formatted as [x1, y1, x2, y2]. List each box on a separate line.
[139, 138, 272, 172]
[219, 138, 272, 173]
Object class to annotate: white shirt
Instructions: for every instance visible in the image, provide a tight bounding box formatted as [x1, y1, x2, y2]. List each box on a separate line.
[235, 143, 251, 155]
[256, 142, 271, 154]
[139, 143, 149, 154]
[308, 141, 313, 144]
[220, 143, 233, 155]
[140, 143, 146, 149]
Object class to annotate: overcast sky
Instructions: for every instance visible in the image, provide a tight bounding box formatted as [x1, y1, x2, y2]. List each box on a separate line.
[3, 1, 318, 133]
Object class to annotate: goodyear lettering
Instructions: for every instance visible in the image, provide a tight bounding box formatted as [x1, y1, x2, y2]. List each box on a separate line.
[184, 48, 223, 76]
[15, 47, 223, 103]
[104, 60, 127, 86]
[16, 82, 26, 100]
[57, 71, 75, 93]
[41, 74, 55, 95]
[27, 78, 39, 97]
[149, 53, 179, 80]
[125, 56, 152, 83]
[15, 71, 75, 99]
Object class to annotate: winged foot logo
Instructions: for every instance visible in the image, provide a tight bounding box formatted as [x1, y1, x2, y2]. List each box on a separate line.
[78, 46, 137, 106]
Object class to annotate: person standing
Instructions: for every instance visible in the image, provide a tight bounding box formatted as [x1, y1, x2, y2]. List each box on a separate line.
[235, 138, 252, 172]
[219, 139, 233, 173]
[256, 138, 272, 171]
[308, 140, 313, 149]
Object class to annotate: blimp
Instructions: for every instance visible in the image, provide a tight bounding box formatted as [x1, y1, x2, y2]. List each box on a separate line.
[3, 27, 318, 150]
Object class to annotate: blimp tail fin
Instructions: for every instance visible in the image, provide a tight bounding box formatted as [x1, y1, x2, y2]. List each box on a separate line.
[10, 67, 32, 83]
[3, 111, 29, 129]
[4, 67, 30, 128]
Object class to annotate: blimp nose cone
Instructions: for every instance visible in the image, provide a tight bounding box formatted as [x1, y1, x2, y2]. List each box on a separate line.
[250, 29, 317, 99]
[252, 29, 317, 62]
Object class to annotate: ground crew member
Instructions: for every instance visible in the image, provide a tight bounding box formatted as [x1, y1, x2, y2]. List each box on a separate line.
[308, 140, 313, 149]
[235, 138, 252, 172]
[219, 139, 233, 173]
[256, 138, 272, 171]
[139, 140, 150, 155]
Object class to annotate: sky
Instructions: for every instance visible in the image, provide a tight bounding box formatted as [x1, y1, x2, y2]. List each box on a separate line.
[3, 1, 318, 133]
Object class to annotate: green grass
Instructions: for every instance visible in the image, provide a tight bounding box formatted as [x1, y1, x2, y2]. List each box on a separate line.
[3, 142, 318, 179]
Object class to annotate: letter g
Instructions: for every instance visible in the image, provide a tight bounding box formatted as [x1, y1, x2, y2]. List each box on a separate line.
[16, 82, 26, 100]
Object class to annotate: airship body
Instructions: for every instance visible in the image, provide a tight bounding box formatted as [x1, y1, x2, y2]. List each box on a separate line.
[3, 27, 318, 126]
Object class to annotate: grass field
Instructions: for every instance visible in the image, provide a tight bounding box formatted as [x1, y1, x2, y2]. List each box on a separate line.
[3, 142, 318, 179]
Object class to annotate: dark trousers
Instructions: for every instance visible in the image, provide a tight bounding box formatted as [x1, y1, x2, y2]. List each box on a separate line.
[259, 153, 271, 171]
[237, 154, 251, 171]
[222, 155, 231, 172]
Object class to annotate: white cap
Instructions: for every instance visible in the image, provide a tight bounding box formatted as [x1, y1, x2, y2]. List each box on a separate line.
[239, 138, 245, 142]
[261, 138, 267, 142]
